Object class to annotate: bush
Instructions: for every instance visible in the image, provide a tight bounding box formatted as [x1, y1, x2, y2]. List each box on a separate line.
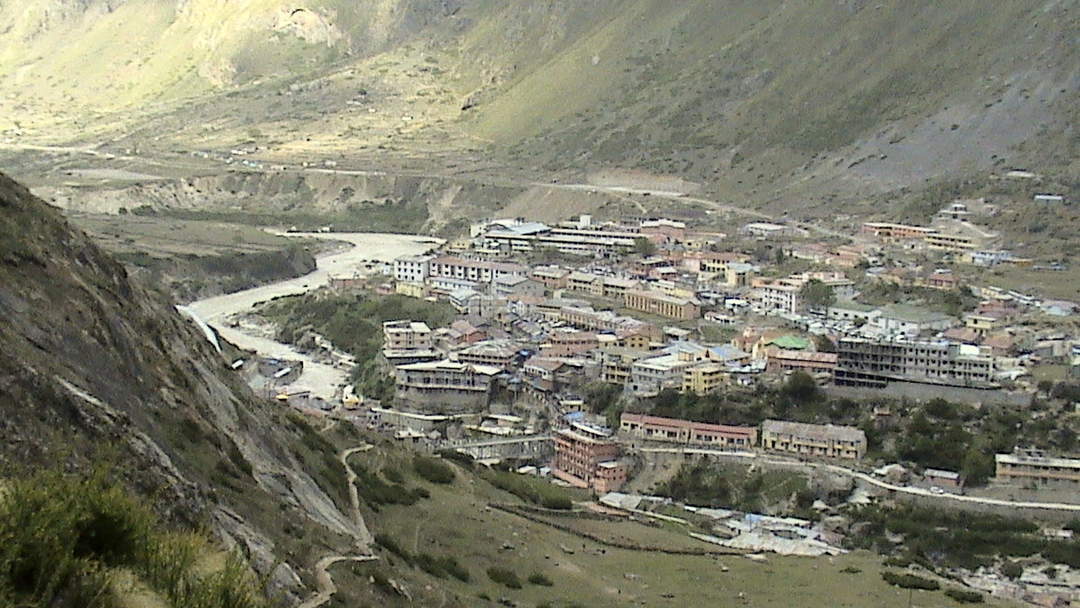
[945, 588, 985, 603]
[413, 456, 455, 485]
[436, 449, 475, 469]
[880, 571, 939, 591]
[528, 572, 554, 586]
[541, 496, 573, 510]
[0, 468, 268, 608]
[484, 471, 576, 509]
[1000, 561, 1023, 580]
[487, 566, 522, 589]
[374, 534, 412, 565]
[353, 464, 422, 507]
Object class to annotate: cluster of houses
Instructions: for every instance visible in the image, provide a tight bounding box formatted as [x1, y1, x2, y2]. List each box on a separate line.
[321, 205, 1077, 497]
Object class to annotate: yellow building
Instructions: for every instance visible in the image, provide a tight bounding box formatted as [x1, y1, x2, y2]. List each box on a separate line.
[682, 363, 728, 394]
[623, 289, 701, 320]
[964, 312, 1005, 334]
[395, 281, 427, 298]
[924, 232, 978, 252]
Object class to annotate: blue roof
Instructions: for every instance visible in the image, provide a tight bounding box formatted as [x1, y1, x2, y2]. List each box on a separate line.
[709, 344, 749, 361]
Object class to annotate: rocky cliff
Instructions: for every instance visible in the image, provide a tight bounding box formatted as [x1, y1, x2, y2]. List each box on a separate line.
[0, 171, 363, 601]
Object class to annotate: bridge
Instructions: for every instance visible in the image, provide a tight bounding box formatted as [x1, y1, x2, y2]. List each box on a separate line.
[443, 434, 553, 460]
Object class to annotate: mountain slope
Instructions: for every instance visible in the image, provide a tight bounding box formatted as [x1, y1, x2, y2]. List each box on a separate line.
[0, 171, 368, 600]
[460, 0, 1077, 198]
[2, 0, 1076, 212]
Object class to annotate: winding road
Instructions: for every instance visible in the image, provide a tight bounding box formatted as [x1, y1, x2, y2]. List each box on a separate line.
[638, 447, 1080, 513]
[297, 444, 379, 608]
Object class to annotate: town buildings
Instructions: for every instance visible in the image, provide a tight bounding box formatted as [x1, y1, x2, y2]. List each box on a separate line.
[620, 413, 757, 449]
[994, 448, 1080, 489]
[753, 272, 856, 314]
[766, 350, 838, 374]
[870, 304, 955, 337]
[861, 222, 939, 241]
[383, 320, 433, 351]
[428, 256, 526, 284]
[474, 218, 642, 256]
[552, 425, 628, 493]
[835, 337, 996, 389]
[394, 359, 501, 411]
[623, 289, 701, 320]
[760, 420, 866, 460]
[393, 255, 433, 284]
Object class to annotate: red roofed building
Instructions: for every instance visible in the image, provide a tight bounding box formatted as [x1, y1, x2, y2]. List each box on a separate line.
[619, 413, 757, 449]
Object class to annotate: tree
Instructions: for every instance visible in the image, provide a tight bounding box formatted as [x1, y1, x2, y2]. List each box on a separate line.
[961, 447, 994, 487]
[814, 334, 837, 353]
[799, 279, 836, 315]
[1000, 561, 1023, 580]
[633, 237, 657, 257]
[783, 371, 819, 403]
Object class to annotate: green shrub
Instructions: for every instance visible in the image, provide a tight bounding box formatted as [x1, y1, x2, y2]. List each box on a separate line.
[528, 572, 554, 586]
[541, 496, 573, 510]
[414, 553, 446, 578]
[382, 467, 404, 484]
[374, 534, 412, 565]
[1000, 561, 1023, 580]
[945, 588, 985, 603]
[413, 456, 455, 485]
[436, 449, 475, 469]
[0, 468, 268, 608]
[880, 571, 939, 591]
[486, 567, 522, 589]
[353, 464, 422, 507]
[484, 471, 576, 508]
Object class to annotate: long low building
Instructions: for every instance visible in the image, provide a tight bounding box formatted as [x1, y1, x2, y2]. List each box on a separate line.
[623, 289, 701, 320]
[760, 419, 866, 460]
[835, 337, 996, 389]
[994, 448, 1080, 489]
[620, 413, 757, 449]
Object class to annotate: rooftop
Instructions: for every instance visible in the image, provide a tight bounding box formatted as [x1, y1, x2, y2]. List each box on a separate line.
[396, 359, 502, 376]
[762, 420, 865, 443]
[768, 335, 811, 350]
[878, 304, 954, 324]
[621, 413, 755, 436]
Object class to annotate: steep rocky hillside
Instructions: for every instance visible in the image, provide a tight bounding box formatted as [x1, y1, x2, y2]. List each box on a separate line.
[0, 171, 367, 601]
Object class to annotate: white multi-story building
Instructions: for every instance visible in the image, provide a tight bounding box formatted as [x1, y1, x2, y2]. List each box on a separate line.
[427, 256, 526, 284]
[753, 272, 856, 314]
[393, 255, 433, 284]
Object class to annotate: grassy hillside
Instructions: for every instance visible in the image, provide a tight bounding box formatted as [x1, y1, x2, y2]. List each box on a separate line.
[324, 440, 1022, 608]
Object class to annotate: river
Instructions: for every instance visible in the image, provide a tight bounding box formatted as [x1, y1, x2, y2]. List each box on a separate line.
[187, 232, 442, 400]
